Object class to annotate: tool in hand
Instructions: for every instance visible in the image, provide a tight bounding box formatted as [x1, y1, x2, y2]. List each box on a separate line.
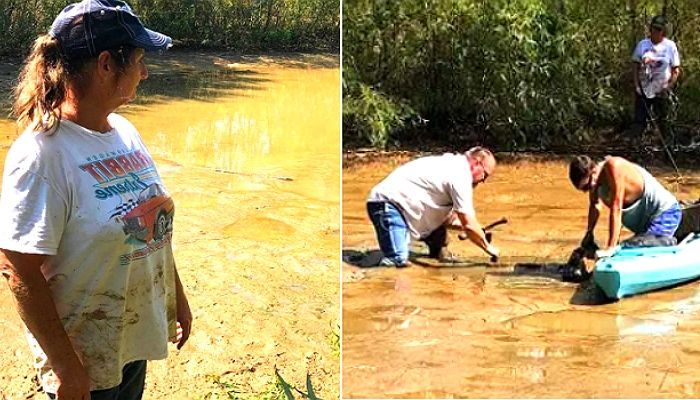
[457, 217, 508, 241]
[458, 217, 508, 262]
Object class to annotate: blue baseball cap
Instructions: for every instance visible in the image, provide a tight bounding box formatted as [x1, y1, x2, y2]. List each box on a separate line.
[650, 15, 668, 31]
[49, 0, 172, 60]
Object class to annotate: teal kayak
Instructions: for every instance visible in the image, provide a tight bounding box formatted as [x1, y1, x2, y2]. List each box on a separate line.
[593, 234, 700, 299]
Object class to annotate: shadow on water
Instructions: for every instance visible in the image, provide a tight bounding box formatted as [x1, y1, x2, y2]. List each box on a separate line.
[500, 261, 700, 306]
[488, 261, 616, 305]
[132, 51, 340, 107]
[342, 248, 494, 269]
[410, 255, 492, 269]
[0, 58, 20, 118]
[513, 261, 617, 305]
[0, 53, 270, 118]
[569, 279, 617, 305]
[236, 52, 340, 69]
[342, 249, 384, 268]
[132, 66, 269, 107]
[512, 262, 566, 277]
[0, 51, 340, 119]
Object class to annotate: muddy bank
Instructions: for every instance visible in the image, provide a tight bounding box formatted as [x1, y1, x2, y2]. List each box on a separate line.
[342, 154, 700, 398]
[343, 146, 700, 171]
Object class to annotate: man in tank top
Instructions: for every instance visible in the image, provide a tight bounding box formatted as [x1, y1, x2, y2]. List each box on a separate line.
[569, 155, 681, 257]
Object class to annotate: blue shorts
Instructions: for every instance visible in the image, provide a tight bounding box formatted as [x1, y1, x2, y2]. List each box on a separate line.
[647, 202, 682, 237]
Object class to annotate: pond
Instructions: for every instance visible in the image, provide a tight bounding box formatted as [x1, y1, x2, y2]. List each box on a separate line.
[343, 154, 700, 398]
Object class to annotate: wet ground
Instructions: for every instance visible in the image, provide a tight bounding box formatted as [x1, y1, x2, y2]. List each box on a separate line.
[0, 51, 340, 399]
[342, 154, 700, 398]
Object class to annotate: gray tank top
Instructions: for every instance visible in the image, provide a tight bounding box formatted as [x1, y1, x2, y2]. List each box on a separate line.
[598, 165, 677, 234]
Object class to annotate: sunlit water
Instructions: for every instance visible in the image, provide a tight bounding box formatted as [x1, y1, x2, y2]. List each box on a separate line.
[343, 156, 700, 398]
[1, 54, 339, 202]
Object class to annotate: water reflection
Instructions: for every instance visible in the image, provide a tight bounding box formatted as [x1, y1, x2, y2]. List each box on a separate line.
[506, 310, 675, 336]
[131, 60, 339, 174]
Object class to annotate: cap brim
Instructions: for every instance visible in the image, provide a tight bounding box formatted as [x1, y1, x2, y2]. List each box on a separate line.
[132, 27, 172, 52]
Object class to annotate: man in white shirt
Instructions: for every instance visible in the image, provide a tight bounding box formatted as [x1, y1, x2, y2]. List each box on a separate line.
[366, 147, 499, 267]
[632, 15, 681, 145]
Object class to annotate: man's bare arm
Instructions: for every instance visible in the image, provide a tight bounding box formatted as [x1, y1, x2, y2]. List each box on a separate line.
[670, 66, 681, 89]
[455, 211, 498, 257]
[603, 161, 625, 248]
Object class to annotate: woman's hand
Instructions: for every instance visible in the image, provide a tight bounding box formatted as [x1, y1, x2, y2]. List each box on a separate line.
[53, 359, 91, 399]
[174, 298, 192, 350]
[172, 265, 192, 350]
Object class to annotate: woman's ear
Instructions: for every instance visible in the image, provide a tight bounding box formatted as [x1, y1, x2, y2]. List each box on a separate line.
[95, 50, 114, 80]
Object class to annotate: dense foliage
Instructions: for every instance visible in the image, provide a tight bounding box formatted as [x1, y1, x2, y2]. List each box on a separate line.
[344, 0, 700, 149]
[0, 0, 339, 55]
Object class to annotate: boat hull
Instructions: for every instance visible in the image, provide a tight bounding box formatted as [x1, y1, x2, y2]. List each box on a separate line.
[593, 235, 700, 299]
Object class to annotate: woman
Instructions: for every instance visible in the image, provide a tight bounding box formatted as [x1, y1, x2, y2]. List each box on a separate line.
[0, 1, 192, 399]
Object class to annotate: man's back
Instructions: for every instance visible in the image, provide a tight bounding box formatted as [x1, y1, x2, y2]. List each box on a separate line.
[596, 157, 677, 234]
[368, 153, 474, 238]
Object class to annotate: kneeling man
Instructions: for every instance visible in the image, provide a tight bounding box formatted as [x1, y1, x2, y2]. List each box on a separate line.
[366, 147, 499, 267]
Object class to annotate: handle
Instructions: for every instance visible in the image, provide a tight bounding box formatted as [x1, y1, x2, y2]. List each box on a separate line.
[458, 217, 508, 241]
[457, 218, 506, 263]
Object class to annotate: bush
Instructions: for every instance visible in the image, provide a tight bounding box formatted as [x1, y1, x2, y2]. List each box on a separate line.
[0, 0, 339, 55]
[343, 0, 700, 149]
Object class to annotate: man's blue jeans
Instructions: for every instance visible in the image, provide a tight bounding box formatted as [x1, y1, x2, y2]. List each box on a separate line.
[47, 360, 147, 400]
[367, 201, 410, 266]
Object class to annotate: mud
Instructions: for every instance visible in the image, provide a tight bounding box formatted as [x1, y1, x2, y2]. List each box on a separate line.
[343, 154, 700, 398]
[0, 51, 340, 399]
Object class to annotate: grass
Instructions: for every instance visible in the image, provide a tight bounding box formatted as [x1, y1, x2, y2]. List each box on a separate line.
[205, 369, 321, 400]
[205, 375, 242, 399]
[328, 322, 340, 358]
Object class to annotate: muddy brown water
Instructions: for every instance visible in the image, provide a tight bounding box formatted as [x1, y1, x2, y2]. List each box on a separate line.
[0, 52, 340, 399]
[343, 155, 700, 398]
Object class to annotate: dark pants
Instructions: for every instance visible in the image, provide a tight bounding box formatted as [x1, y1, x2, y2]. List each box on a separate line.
[420, 225, 449, 259]
[634, 93, 675, 145]
[47, 361, 147, 400]
[675, 202, 700, 242]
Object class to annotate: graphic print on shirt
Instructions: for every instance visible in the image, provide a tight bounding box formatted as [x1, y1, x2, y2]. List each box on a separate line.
[79, 148, 175, 262]
[639, 46, 670, 98]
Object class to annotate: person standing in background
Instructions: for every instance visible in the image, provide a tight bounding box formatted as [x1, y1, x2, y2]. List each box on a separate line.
[632, 15, 681, 146]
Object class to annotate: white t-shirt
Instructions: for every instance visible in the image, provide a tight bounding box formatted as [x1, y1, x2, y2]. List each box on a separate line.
[632, 37, 680, 98]
[367, 153, 475, 239]
[0, 114, 177, 392]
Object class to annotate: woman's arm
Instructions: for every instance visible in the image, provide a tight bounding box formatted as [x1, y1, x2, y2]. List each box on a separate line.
[0, 249, 90, 399]
[173, 264, 192, 350]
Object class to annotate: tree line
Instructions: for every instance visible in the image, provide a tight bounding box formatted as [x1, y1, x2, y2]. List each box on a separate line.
[343, 0, 700, 150]
[0, 0, 339, 56]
